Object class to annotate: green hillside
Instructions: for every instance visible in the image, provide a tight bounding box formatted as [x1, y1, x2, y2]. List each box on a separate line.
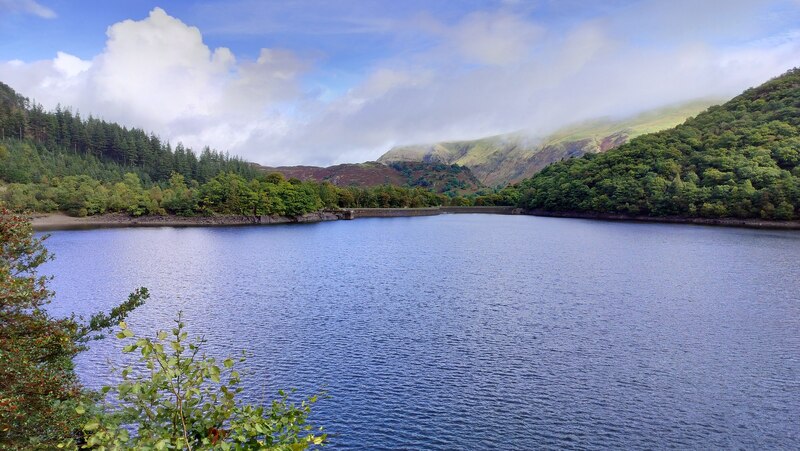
[379, 101, 713, 187]
[517, 68, 800, 220]
[254, 160, 484, 196]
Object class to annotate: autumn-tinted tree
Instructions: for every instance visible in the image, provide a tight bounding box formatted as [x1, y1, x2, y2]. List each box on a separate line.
[0, 208, 146, 448]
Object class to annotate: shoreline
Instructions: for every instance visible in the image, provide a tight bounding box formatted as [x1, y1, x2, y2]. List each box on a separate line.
[29, 207, 800, 231]
[524, 209, 800, 230]
[30, 207, 519, 231]
[31, 211, 344, 231]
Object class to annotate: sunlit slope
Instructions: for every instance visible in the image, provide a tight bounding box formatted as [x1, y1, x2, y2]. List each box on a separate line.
[379, 100, 715, 186]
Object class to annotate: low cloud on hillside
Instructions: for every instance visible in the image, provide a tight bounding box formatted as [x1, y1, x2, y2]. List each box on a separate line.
[2, 1, 799, 165]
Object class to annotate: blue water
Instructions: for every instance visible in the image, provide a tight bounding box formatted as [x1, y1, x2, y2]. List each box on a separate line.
[41, 215, 800, 449]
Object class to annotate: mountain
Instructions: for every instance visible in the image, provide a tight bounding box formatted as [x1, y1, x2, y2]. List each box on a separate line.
[518, 68, 800, 220]
[254, 161, 484, 195]
[379, 101, 714, 187]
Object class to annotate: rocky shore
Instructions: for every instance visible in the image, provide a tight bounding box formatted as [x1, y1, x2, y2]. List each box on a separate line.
[525, 210, 800, 230]
[31, 211, 344, 231]
[30, 207, 518, 230]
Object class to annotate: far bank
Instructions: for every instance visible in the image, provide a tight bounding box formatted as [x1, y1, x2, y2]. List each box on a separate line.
[30, 207, 800, 231]
[30, 207, 519, 231]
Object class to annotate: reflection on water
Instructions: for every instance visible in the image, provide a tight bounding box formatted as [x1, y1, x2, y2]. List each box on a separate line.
[42, 215, 800, 449]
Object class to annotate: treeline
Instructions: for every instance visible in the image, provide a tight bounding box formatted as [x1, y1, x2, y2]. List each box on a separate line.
[0, 82, 254, 184]
[515, 68, 800, 219]
[1, 169, 464, 217]
[2, 168, 519, 217]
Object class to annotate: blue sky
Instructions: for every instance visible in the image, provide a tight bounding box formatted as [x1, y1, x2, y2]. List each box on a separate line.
[1, 0, 800, 165]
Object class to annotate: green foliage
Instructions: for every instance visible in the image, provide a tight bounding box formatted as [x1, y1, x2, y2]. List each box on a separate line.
[0, 208, 79, 448]
[517, 68, 800, 219]
[0, 208, 146, 449]
[387, 161, 483, 196]
[2, 170, 463, 217]
[0, 210, 326, 449]
[64, 317, 325, 450]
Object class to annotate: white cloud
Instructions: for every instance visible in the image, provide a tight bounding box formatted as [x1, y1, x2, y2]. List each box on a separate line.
[263, 10, 800, 165]
[0, 0, 56, 19]
[1, 3, 799, 166]
[0, 7, 306, 161]
[52, 52, 90, 77]
[442, 11, 544, 66]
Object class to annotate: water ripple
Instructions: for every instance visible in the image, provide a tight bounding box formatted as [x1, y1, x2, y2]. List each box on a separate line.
[41, 215, 800, 450]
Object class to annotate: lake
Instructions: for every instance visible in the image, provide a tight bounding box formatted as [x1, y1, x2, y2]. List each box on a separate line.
[41, 214, 800, 449]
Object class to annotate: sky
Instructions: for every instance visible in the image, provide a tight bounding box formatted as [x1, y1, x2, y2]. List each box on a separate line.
[1, 0, 800, 166]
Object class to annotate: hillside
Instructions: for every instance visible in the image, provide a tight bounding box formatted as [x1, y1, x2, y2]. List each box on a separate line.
[255, 161, 483, 195]
[379, 101, 714, 187]
[517, 68, 800, 220]
[0, 81, 462, 217]
[0, 82, 254, 185]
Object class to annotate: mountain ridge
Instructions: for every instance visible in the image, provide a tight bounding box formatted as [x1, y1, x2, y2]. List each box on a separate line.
[379, 100, 717, 186]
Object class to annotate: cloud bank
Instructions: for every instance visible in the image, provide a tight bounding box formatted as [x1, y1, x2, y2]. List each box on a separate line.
[2, 3, 800, 165]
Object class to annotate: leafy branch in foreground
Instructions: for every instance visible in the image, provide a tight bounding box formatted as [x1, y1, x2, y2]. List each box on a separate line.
[74, 288, 149, 343]
[65, 316, 326, 450]
[0, 207, 145, 448]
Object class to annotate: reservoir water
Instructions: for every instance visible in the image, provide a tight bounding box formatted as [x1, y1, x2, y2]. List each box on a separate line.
[41, 215, 800, 449]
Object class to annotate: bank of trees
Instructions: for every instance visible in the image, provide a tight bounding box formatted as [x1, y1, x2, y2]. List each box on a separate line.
[515, 68, 800, 219]
[1, 169, 465, 217]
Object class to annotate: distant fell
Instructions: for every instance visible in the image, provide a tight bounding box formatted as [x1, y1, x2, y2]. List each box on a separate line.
[379, 100, 715, 187]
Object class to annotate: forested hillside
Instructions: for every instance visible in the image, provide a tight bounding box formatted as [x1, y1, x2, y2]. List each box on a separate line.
[0, 82, 254, 184]
[517, 69, 800, 220]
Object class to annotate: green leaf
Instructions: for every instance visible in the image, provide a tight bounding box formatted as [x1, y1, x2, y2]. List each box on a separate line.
[84, 421, 99, 431]
[210, 366, 221, 383]
[74, 405, 85, 415]
[223, 358, 234, 368]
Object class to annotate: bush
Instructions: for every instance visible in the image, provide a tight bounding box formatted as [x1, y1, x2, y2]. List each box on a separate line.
[68, 317, 326, 450]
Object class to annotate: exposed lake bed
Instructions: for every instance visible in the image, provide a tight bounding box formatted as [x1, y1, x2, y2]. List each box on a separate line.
[41, 215, 800, 449]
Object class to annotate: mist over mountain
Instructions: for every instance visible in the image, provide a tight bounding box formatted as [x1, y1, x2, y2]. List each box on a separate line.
[380, 101, 715, 186]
